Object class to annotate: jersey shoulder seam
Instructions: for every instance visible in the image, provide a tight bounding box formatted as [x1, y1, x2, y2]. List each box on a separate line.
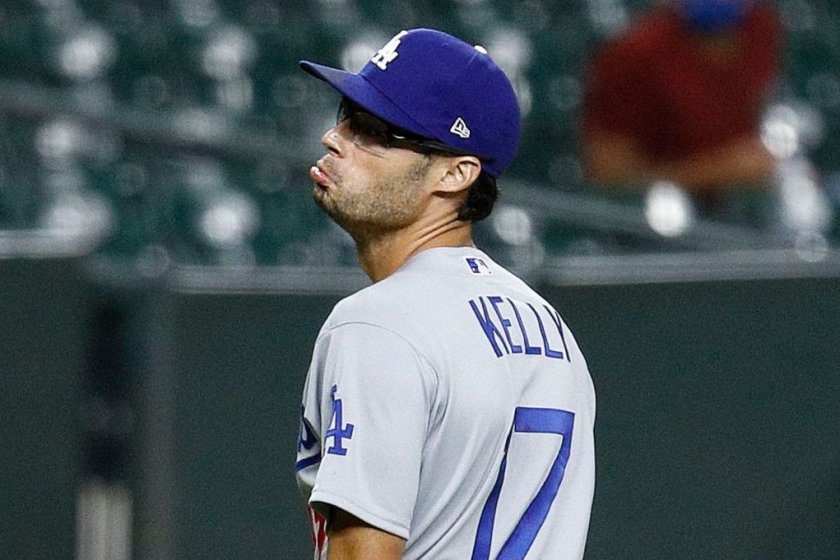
[315, 320, 444, 428]
[317, 320, 435, 370]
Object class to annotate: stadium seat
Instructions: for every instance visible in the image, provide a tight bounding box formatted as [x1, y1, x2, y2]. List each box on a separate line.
[0, 0, 838, 264]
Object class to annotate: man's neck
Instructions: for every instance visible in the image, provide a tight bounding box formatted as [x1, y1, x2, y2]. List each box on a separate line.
[354, 220, 473, 282]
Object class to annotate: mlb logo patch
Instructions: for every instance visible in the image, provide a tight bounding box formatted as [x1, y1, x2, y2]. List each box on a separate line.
[465, 257, 493, 275]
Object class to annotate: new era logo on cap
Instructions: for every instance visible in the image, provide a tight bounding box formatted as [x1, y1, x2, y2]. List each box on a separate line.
[450, 118, 471, 139]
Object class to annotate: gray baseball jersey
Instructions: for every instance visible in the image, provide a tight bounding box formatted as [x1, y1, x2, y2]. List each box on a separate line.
[295, 247, 596, 560]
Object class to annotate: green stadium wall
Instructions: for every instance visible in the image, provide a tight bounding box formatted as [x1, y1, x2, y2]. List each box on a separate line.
[3, 260, 839, 559]
[0, 258, 86, 560]
[137, 274, 840, 560]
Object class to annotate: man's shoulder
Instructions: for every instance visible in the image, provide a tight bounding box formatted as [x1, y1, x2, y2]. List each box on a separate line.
[324, 273, 429, 332]
[629, 9, 681, 43]
[324, 253, 524, 329]
[596, 9, 678, 71]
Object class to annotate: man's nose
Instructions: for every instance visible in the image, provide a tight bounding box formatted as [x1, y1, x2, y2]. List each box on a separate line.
[321, 121, 349, 156]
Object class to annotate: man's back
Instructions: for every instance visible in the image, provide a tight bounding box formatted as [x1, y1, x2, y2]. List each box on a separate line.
[296, 247, 595, 559]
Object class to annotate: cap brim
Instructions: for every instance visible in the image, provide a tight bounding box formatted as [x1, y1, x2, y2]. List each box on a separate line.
[299, 61, 437, 140]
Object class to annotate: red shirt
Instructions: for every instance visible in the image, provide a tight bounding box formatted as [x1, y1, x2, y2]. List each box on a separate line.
[583, 4, 782, 162]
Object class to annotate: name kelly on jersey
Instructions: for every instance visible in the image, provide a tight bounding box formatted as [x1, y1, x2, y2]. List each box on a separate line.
[469, 295, 572, 361]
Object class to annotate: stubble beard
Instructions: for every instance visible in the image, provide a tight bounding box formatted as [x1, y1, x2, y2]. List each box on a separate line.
[314, 158, 432, 242]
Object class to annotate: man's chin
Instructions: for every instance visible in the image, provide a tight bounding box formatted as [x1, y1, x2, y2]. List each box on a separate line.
[312, 187, 334, 213]
[313, 192, 348, 227]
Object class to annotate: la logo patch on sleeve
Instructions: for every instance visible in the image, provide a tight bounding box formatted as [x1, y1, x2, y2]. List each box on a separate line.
[465, 257, 493, 275]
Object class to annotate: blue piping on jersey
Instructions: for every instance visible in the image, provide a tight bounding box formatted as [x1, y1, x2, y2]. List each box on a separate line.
[295, 454, 322, 472]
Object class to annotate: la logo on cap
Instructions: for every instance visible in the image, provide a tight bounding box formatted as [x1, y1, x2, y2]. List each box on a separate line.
[450, 117, 471, 139]
[371, 30, 408, 71]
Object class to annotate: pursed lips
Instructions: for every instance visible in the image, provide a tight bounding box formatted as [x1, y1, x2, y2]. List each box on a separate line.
[310, 161, 333, 189]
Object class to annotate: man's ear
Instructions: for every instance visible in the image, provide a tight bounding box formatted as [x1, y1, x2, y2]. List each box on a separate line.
[435, 156, 482, 195]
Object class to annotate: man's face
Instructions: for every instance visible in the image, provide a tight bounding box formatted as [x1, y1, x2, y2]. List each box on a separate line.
[310, 108, 436, 239]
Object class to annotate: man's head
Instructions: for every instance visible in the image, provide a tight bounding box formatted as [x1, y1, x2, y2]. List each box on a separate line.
[678, 0, 753, 33]
[300, 29, 521, 230]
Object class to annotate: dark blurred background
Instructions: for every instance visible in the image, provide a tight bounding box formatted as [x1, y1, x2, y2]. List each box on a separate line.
[1, 0, 839, 559]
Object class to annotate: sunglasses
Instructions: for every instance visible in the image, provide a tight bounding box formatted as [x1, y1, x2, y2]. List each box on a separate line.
[336, 98, 480, 158]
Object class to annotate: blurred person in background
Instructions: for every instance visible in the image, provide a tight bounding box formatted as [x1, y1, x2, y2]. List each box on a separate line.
[580, 0, 782, 216]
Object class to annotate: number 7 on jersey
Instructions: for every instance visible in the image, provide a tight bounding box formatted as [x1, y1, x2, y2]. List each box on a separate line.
[472, 407, 575, 560]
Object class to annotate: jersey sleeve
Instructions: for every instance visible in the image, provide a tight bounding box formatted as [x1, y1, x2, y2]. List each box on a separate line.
[306, 321, 436, 540]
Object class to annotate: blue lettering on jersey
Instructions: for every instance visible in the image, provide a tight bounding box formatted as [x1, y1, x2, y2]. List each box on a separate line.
[489, 296, 523, 354]
[469, 297, 510, 358]
[528, 302, 564, 360]
[469, 296, 572, 362]
[325, 385, 354, 456]
[509, 299, 542, 355]
[543, 305, 572, 363]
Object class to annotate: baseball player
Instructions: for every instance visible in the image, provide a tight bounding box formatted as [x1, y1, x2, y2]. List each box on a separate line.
[295, 29, 596, 560]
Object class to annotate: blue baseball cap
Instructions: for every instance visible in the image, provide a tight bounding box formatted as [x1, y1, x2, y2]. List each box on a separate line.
[300, 28, 521, 178]
[680, 0, 752, 33]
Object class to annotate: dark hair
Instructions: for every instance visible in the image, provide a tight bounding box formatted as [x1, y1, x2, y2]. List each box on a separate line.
[458, 170, 498, 222]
